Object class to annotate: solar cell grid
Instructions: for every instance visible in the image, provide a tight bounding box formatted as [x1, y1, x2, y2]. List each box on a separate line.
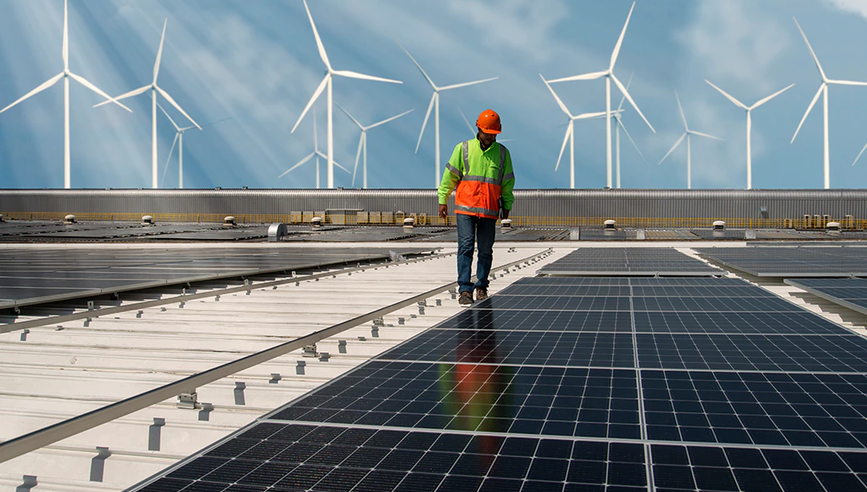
[432, 309, 634, 332]
[138, 422, 648, 492]
[631, 296, 801, 312]
[539, 248, 723, 276]
[786, 278, 867, 317]
[633, 311, 852, 335]
[270, 361, 641, 440]
[698, 247, 867, 277]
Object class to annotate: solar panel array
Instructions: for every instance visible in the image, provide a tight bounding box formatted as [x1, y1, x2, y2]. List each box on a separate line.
[132, 246, 867, 491]
[698, 247, 867, 277]
[0, 246, 432, 311]
[785, 278, 867, 316]
[538, 248, 723, 276]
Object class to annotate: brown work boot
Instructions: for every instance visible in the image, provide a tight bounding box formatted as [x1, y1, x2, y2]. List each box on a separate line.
[475, 287, 488, 301]
[459, 291, 474, 305]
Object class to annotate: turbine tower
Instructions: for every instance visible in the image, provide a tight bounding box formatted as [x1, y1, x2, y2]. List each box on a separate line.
[705, 80, 793, 190]
[97, 19, 200, 189]
[0, 0, 131, 189]
[399, 44, 498, 187]
[791, 17, 867, 189]
[158, 103, 230, 188]
[282, 106, 350, 188]
[292, 0, 402, 189]
[657, 91, 722, 190]
[337, 104, 413, 189]
[540, 75, 613, 189]
[547, 1, 655, 189]
[612, 73, 647, 189]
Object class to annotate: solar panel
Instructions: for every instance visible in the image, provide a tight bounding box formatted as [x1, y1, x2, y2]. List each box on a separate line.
[690, 229, 748, 240]
[698, 246, 867, 277]
[576, 228, 637, 241]
[539, 248, 723, 276]
[786, 278, 867, 317]
[131, 274, 867, 491]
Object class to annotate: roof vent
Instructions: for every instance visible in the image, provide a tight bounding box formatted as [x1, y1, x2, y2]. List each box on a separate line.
[501, 218, 512, 229]
[827, 221, 841, 235]
[141, 215, 155, 225]
[604, 219, 616, 229]
[713, 220, 726, 230]
[311, 216, 323, 228]
[223, 216, 236, 227]
[63, 214, 76, 224]
[0, 214, 5, 222]
[268, 223, 287, 242]
[403, 217, 415, 228]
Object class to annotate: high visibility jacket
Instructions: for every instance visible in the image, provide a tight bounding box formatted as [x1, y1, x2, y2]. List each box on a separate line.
[438, 137, 515, 219]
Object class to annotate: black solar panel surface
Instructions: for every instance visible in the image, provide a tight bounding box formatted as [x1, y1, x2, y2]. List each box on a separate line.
[539, 248, 723, 276]
[786, 278, 867, 317]
[698, 246, 867, 277]
[131, 275, 867, 492]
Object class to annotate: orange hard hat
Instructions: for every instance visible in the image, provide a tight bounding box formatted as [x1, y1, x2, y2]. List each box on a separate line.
[475, 109, 502, 134]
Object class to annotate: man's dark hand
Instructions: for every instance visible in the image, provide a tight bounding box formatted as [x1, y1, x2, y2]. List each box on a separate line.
[439, 204, 448, 219]
[502, 209, 510, 220]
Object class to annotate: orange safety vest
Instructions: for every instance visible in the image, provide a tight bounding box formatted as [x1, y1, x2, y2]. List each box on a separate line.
[451, 141, 509, 219]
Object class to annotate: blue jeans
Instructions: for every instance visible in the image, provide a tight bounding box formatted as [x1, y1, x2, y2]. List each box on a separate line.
[457, 214, 496, 294]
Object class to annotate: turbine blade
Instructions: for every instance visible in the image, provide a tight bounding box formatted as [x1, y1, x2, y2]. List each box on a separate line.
[658, 133, 686, 165]
[279, 152, 315, 178]
[415, 92, 436, 153]
[617, 118, 648, 164]
[540, 74, 574, 118]
[617, 72, 633, 111]
[793, 17, 827, 82]
[291, 75, 329, 133]
[691, 130, 723, 141]
[69, 72, 132, 112]
[555, 124, 572, 173]
[332, 70, 402, 84]
[195, 117, 232, 130]
[368, 109, 414, 129]
[612, 74, 654, 132]
[157, 102, 180, 130]
[62, 0, 68, 69]
[830, 79, 867, 87]
[705, 79, 748, 109]
[459, 108, 474, 135]
[610, 1, 636, 71]
[675, 90, 688, 131]
[303, 0, 331, 71]
[318, 151, 350, 173]
[853, 141, 867, 167]
[792, 84, 824, 143]
[154, 19, 167, 83]
[547, 71, 608, 83]
[335, 102, 363, 129]
[573, 110, 609, 121]
[93, 85, 149, 108]
[0, 73, 63, 114]
[397, 42, 437, 89]
[752, 83, 794, 109]
[440, 77, 498, 91]
[157, 86, 199, 129]
[161, 133, 179, 188]
[352, 133, 363, 186]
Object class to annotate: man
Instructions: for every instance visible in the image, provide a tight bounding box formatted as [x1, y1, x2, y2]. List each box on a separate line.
[438, 109, 515, 305]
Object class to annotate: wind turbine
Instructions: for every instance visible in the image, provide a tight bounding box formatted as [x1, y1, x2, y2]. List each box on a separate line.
[657, 91, 722, 190]
[337, 104, 413, 189]
[158, 103, 230, 188]
[0, 0, 131, 189]
[612, 73, 647, 189]
[706, 80, 793, 190]
[291, 0, 402, 190]
[791, 17, 867, 189]
[547, 1, 655, 189]
[540, 74, 615, 189]
[96, 19, 200, 189]
[399, 44, 498, 187]
[281, 105, 350, 188]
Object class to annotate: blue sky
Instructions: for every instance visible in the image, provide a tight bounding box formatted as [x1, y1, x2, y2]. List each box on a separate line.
[1, 0, 867, 190]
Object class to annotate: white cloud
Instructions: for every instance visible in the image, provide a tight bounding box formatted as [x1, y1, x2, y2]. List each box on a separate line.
[825, 0, 867, 19]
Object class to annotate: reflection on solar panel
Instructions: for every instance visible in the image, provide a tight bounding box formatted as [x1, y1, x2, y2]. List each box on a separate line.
[131, 275, 867, 491]
[539, 248, 723, 276]
[0, 247, 432, 310]
[699, 246, 867, 277]
[786, 278, 867, 316]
